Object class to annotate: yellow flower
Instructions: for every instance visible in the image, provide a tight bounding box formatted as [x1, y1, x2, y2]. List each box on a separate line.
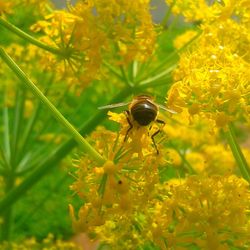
[0, 0, 13, 15]
[92, 0, 156, 64]
[166, 0, 216, 22]
[0, 233, 80, 249]
[30, 0, 157, 91]
[173, 30, 198, 50]
[24, 99, 34, 118]
[30, 7, 104, 90]
[151, 175, 250, 249]
[108, 111, 164, 157]
[186, 151, 206, 172]
[70, 127, 166, 248]
[70, 122, 250, 249]
[167, 19, 250, 128]
[163, 109, 218, 147]
[166, 0, 250, 23]
[165, 148, 182, 167]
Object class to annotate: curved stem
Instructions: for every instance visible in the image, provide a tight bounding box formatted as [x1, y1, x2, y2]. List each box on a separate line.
[225, 123, 250, 182]
[0, 47, 105, 165]
[0, 87, 132, 215]
[0, 17, 62, 56]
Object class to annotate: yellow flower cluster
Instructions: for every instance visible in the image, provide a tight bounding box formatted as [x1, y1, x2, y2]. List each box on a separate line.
[0, 0, 13, 15]
[150, 175, 250, 249]
[70, 122, 250, 249]
[0, 0, 52, 16]
[166, 0, 215, 22]
[163, 110, 250, 175]
[30, 0, 156, 89]
[168, 17, 250, 128]
[166, 0, 250, 23]
[69, 124, 166, 248]
[0, 234, 80, 250]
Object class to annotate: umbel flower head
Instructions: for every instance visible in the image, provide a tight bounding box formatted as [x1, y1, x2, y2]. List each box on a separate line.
[167, 18, 250, 128]
[69, 124, 166, 247]
[30, 0, 156, 90]
[69, 122, 250, 249]
[149, 175, 250, 249]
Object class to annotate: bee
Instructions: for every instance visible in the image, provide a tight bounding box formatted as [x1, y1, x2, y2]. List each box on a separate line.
[99, 95, 176, 154]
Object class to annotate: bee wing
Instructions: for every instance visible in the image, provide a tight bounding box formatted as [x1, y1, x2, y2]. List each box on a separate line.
[98, 102, 130, 110]
[158, 104, 178, 114]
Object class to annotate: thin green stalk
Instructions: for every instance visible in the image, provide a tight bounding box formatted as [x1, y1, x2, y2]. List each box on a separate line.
[0, 175, 15, 241]
[131, 60, 138, 81]
[38, 85, 71, 136]
[0, 17, 62, 56]
[11, 88, 26, 169]
[103, 60, 124, 81]
[120, 65, 133, 87]
[2, 105, 11, 164]
[13, 173, 68, 231]
[138, 75, 173, 90]
[18, 100, 41, 157]
[168, 142, 196, 175]
[225, 123, 250, 182]
[17, 75, 54, 166]
[160, 0, 176, 27]
[178, 151, 196, 175]
[0, 146, 11, 174]
[0, 87, 133, 215]
[139, 64, 176, 86]
[0, 47, 105, 165]
[137, 29, 201, 83]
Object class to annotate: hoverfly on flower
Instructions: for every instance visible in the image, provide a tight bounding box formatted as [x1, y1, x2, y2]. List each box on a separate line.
[99, 95, 176, 154]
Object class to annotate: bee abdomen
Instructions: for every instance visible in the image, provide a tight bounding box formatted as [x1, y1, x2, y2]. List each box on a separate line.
[131, 103, 157, 126]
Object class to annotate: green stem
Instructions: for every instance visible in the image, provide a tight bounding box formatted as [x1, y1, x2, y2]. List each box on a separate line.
[11, 88, 26, 169]
[225, 123, 250, 182]
[139, 64, 176, 86]
[0, 87, 133, 215]
[0, 47, 105, 165]
[2, 105, 11, 165]
[0, 17, 62, 56]
[131, 60, 138, 81]
[138, 29, 201, 83]
[160, 0, 176, 27]
[103, 60, 124, 81]
[0, 175, 15, 241]
[13, 173, 68, 231]
[179, 151, 196, 175]
[120, 65, 133, 87]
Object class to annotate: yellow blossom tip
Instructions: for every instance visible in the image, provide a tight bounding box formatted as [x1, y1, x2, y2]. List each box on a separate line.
[103, 160, 116, 174]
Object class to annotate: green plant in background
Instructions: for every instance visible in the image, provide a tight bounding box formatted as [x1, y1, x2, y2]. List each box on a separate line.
[0, 0, 249, 249]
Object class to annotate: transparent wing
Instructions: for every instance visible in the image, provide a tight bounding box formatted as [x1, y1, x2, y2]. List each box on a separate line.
[98, 102, 130, 110]
[158, 104, 178, 114]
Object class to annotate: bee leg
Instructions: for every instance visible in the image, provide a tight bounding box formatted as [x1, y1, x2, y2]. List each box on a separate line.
[151, 119, 165, 154]
[156, 119, 165, 126]
[148, 125, 152, 136]
[151, 130, 160, 154]
[124, 110, 133, 142]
